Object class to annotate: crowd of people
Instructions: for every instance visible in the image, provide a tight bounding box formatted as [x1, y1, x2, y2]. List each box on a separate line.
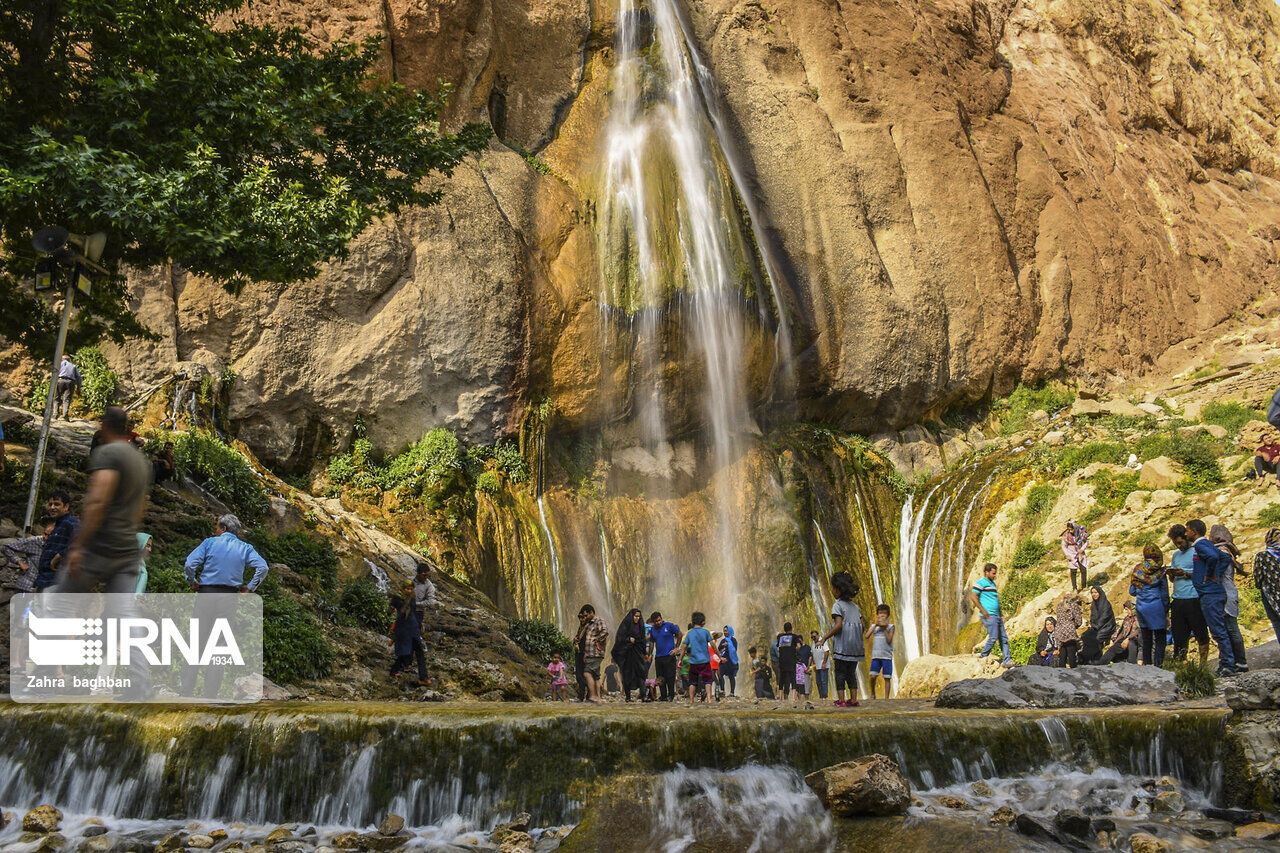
[979, 515, 1280, 678]
[2, 407, 275, 698]
[550, 570, 895, 706]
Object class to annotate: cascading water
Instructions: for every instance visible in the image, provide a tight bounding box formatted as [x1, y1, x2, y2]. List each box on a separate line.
[598, 0, 790, 626]
[852, 491, 885, 605]
[536, 497, 566, 629]
[895, 461, 1002, 660]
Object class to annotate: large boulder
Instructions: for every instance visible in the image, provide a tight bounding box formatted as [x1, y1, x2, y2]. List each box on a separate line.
[1224, 670, 1280, 711]
[897, 654, 1006, 699]
[22, 805, 62, 833]
[1138, 457, 1184, 489]
[804, 754, 911, 816]
[936, 663, 1178, 709]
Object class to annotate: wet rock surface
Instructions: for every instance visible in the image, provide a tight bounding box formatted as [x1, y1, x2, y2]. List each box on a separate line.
[804, 754, 912, 817]
[936, 662, 1179, 709]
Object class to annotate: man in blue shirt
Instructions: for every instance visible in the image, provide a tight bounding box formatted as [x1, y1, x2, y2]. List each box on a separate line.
[647, 611, 682, 702]
[1167, 524, 1210, 663]
[33, 491, 78, 590]
[1187, 519, 1236, 676]
[970, 562, 1013, 667]
[184, 514, 269, 592]
[681, 611, 715, 703]
[181, 514, 268, 699]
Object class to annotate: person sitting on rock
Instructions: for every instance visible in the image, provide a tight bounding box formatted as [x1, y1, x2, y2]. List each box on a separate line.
[1253, 436, 1280, 488]
[1100, 601, 1140, 665]
[1030, 616, 1059, 666]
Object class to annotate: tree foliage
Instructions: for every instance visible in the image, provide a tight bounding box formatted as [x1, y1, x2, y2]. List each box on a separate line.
[0, 0, 489, 353]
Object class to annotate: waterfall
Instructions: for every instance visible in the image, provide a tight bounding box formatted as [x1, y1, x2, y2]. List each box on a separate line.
[599, 0, 788, 626]
[597, 525, 613, 607]
[0, 706, 1228, 829]
[852, 490, 884, 604]
[536, 497, 565, 630]
[364, 559, 390, 593]
[896, 486, 939, 663]
[807, 521, 830, 632]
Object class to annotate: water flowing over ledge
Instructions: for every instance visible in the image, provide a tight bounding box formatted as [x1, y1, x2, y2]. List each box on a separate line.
[0, 702, 1227, 829]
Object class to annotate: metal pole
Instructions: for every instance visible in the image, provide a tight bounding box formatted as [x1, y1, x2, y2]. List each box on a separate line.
[23, 276, 76, 532]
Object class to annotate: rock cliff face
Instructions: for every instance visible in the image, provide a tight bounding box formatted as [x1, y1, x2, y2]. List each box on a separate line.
[107, 0, 1280, 468]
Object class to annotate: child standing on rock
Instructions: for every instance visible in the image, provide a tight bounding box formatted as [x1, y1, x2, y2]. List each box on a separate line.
[864, 604, 895, 698]
[547, 653, 568, 701]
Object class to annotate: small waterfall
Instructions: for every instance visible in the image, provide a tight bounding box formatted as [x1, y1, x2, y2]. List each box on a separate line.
[536, 497, 565, 630]
[365, 559, 390, 593]
[650, 766, 833, 853]
[0, 706, 1228, 828]
[852, 490, 885, 605]
[896, 486, 939, 663]
[1037, 716, 1073, 762]
[808, 521, 832, 631]
[597, 525, 613, 607]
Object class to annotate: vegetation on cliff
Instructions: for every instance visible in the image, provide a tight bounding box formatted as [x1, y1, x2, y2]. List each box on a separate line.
[0, 0, 490, 355]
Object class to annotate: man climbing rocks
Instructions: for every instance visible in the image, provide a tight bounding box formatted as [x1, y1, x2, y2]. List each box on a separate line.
[55, 354, 82, 420]
[971, 562, 1014, 668]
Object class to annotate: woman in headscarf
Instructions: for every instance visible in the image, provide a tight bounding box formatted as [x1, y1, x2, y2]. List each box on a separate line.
[1030, 616, 1059, 666]
[1053, 593, 1083, 667]
[612, 608, 648, 701]
[1101, 601, 1141, 664]
[1061, 522, 1090, 592]
[1256, 529, 1280, 642]
[134, 532, 153, 594]
[718, 625, 740, 697]
[1089, 585, 1116, 648]
[1130, 544, 1170, 667]
[1210, 524, 1249, 672]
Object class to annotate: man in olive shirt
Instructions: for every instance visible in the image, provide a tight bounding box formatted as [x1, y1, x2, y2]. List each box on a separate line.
[58, 407, 152, 592]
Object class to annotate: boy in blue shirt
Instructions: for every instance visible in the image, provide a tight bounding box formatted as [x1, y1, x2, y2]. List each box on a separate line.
[681, 611, 715, 703]
[647, 612, 682, 701]
[970, 563, 1013, 667]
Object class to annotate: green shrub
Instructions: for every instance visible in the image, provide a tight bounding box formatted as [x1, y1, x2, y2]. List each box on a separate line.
[1010, 633, 1038, 666]
[1238, 582, 1267, 628]
[1057, 442, 1128, 476]
[1136, 431, 1224, 494]
[995, 383, 1076, 435]
[169, 430, 270, 521]
[74, 346, 122, 414]
[327, 453, 357, 485]
[475, 470, 501, 496]
[490, 442, 530, 483]
[1021, 483, 1060, 526]
[339, 576, 390, 631]
[376, 428, 462, 492]
[262, 593, 334, 683]
[1010, 538, 1050, 573]
[251, 531, 338, 593]
[1200, 401, 1263, 434]
[1257, 504, 1280, 528]
[1079, 504, 1107, 527]
[1089, 470, 1142, 510]
[507, 618, 573, 662]
[144, 537, 200, 593]
[1164, 658, 1216, 699]
[1002, 570, 1049, 615]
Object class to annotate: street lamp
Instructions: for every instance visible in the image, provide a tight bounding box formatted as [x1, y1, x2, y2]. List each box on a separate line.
[23, 227, 108, 532]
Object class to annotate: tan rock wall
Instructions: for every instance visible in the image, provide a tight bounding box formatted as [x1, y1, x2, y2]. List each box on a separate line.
[106, 0, 1280, 467]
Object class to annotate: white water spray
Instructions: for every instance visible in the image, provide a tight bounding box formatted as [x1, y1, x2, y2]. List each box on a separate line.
[535, 497, 565, 630]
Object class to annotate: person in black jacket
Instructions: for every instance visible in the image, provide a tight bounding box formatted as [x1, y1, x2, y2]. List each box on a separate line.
[1089, 586, 1116, 647]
